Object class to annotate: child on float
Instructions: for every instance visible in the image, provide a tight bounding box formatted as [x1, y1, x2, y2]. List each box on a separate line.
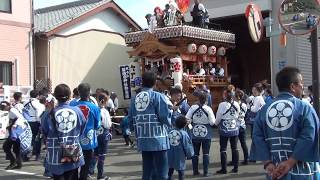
[168, 116, 194, 180]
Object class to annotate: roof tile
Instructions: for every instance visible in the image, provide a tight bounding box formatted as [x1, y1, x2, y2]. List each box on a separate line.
[34, 0, 111, 33]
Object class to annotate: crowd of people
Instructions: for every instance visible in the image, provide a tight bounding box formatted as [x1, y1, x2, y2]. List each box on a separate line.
[0, 66, 319, 180]
[128, 67, 319, 180]
[0, 84, 120, 180]
[144, 0, 209, 31]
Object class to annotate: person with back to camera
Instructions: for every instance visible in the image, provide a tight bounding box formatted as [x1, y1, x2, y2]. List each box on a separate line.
[234, 89, 249, 165]
[215, 87, 241, 174]
[89, 92, 112, 180]
[186, 91, 215, 177]
[41, 84, 85, 180]
[70, 83, 101, 180]
[167, 116, 194, 180]
[22, 89, 45, 161]
[128, 72, 172, 180]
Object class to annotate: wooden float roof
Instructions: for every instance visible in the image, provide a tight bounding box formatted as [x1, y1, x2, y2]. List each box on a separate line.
[124, 25, 235, 46]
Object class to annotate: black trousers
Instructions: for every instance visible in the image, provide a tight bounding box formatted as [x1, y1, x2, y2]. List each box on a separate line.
[3, 138, 21, 166]
[80, 149, 94, 180]
[53, 168, 78, 180]
[238, 128, 249, 162]
[219, 136, 239, 171]
[123, 135, 133, 145]
[29, 121, 41, 156]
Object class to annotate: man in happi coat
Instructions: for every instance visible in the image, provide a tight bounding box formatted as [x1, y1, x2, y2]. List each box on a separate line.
[128, 72, 172, 180]
[250, 67, 320, 180]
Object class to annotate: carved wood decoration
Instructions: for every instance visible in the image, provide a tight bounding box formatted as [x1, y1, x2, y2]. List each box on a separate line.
[128, 33, 178, 58]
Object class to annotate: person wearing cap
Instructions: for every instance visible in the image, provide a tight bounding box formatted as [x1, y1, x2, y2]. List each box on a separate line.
[3, 106, 32, 170]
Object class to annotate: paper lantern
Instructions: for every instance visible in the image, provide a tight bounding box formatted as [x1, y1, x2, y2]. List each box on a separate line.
[208, 46, 217, 56]
[217, 47, 226, 56]
[198, 45, 207, 54]
[187, 43, 197, 53]
[176, 0, 190, 14]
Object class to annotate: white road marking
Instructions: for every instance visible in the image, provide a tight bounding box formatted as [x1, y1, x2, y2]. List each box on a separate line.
[0, 169, 48, 178]
[4, 169, 36, 175]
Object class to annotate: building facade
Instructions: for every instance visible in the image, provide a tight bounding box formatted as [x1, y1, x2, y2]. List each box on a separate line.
[34, 0, 140, 107]
[199, 0, 319, 93]
[0, 0, 33, 86]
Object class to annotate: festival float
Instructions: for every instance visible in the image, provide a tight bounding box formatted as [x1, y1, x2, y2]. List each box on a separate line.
[124, 0, 236, 110]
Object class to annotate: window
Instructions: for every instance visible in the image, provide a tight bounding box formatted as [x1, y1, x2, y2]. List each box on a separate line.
[0, 62, 12, 85]
[0, 0, 11, 13]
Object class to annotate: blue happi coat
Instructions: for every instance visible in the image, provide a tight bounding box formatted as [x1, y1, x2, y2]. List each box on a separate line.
[70, 100, 101, 150]
[41, 103, 85, 175]
[10, 117, 32, 153]
[168, 129, 194, 170]
[121, 116, 131, 136]
[250, 92, 320, 180]
[128, 88, 172, 152]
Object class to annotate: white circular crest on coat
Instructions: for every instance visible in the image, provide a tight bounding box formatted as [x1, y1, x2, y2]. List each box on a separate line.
[193, 125, 208, 137]
[266, 100, 294, 132]
[87, 129, 94, 140]
[135, 92, 150, 112]
[54, 108, 77, 133]
[168, 130, 181, 146]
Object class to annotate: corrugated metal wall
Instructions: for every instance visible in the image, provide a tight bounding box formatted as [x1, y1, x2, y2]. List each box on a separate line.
[296, 35, 312, 86]
[296, 29, 320, 88]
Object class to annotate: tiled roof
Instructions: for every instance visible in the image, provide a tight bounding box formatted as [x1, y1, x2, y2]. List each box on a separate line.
[34, 0, 111, 33]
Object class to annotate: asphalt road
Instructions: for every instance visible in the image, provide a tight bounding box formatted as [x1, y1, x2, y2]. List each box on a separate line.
[0, 132, 265, 180]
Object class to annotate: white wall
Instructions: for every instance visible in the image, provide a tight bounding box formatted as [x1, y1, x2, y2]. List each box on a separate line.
[49, 31, 132, 107]
[58, 9, 130, 36]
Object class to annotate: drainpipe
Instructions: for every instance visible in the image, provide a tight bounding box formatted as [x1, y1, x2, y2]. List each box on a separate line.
[15, 57, 19, 86]
[29, 0, 34, 88]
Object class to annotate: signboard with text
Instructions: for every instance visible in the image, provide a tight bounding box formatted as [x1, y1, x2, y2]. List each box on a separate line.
[119, 65, 132, 100]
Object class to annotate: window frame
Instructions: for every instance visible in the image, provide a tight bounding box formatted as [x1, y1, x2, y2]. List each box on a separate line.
[0, 0, 12, 14]
[0, 61, 13, 85]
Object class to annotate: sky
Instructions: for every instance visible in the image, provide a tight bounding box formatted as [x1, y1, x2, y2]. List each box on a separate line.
[34, 0, 170, 28]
